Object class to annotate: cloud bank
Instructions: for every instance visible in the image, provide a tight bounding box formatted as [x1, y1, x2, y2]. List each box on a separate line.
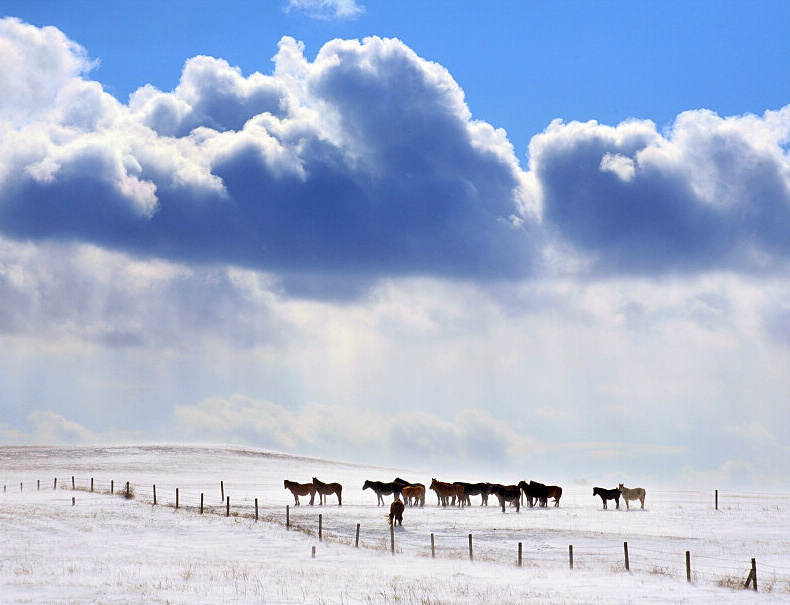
[531, 111, 790, 276]
[2, 17, 787, 296]
[0, 20, 535, 295]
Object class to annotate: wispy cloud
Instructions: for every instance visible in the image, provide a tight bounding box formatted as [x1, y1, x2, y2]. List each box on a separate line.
[284, 0, 364, 21]
[172, 395, 537, 472]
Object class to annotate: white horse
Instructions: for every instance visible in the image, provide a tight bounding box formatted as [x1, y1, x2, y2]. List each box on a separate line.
[617, 483, 646, 509]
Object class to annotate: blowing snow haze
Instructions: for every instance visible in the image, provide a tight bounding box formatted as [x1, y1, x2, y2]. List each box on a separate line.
[0, 1, 789, 489]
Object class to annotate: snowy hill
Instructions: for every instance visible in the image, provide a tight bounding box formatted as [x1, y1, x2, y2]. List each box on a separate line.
[1, 445, 788, 604]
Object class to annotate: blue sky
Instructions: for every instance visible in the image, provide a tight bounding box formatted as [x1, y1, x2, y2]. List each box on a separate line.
[6, 0, 788, 157]
[1, 0, 789, 489]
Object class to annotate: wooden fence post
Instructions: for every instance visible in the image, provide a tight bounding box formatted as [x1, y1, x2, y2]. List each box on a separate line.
[390, 524, 395, 555]
[54, 478, 57, 490]
[226, 496, 230, 517]
[623, 542, 630, 571]
[744, 558, 757, 591]
[111, 480, 114, 495]
[89, 478, 92, 492]
[220, 480, 224, 502]
[153, 485, 157, 505]
[468, 534, 473, 561]
[518, 542, 522, 567]
[569, 545, 574, 569]
[38, 479, 41, 491]
[715, 489, 718, 511]
[20, 482, 23, 492]
[126, 481, 130, 498]
[72, 476, 75, 490]
[175, 488, 179, 510]
[319, 514, 323, 541]
[200, 493, 204, 514]
[286, 505, 290, 529]
[431, 533, 435, 558]
[686, 551, 691, 582]
[255, 498, 259, 521]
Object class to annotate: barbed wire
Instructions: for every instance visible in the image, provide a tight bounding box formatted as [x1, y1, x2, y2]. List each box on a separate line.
[2, 475, 789, 594]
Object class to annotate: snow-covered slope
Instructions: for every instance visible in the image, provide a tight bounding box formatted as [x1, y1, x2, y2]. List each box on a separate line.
[1, 445, 788, 604]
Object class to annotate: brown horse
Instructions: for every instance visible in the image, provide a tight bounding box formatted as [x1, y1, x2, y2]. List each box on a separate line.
[388, 499, 405, 526]
[283, 479, 315, 506]
[546, 485, 562, 507]
[312, 477, 342, 506]
[429, 478, 465, 507]
[401, 484, 425, 506]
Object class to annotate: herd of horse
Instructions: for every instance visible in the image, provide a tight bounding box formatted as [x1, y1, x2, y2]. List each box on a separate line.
[284, 477, 647, 520]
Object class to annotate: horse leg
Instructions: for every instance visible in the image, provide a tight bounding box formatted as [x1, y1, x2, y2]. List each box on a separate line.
[295, 495, 300, 506]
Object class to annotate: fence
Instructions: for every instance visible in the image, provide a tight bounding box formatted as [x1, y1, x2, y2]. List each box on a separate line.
[3, 476, 789, 594]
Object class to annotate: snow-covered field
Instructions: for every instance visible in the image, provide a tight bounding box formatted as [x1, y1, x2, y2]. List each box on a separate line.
[1, 445, 789, 604]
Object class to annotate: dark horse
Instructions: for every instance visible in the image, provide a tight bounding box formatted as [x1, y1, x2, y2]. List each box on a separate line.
[593, 487, 620, 509]
[489, 483, 521, 512]
[518, 480, 547, 507]
[389, 499, 405, 526]
[312, 477, 342, 506]
[454, 482, 491, 506]
[363, 480, 403, 505]
[520, 480, 561, 507]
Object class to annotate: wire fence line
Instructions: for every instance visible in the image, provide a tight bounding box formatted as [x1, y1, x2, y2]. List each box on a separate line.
[3, 475, 789, 594]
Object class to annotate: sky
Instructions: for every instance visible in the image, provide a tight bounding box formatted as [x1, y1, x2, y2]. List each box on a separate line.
[0, 0, 789, 489]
